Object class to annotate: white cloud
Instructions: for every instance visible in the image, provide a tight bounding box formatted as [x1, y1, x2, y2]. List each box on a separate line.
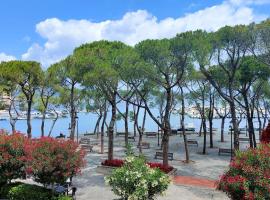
[22, 0, 268, 67]
[229, 0, 270, 6]
[0, 53, 16, 63]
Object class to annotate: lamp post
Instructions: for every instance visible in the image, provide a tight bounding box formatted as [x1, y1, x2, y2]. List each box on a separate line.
[157, 116, 160, 146]
[229, 124, 233, 161]
[75, 112, 79, 143]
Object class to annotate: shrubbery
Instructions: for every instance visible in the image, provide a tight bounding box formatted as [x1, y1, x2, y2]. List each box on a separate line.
[0, 132, 85, 198]
[26, 137, 85, 186]
[0, 182, 72, 200]
[0, 132, 28, 184]
[105, 155, 170, 200]
[218, 144, 270, 200]
[260, 121, 270, 143]
[102, 159, 174, 173]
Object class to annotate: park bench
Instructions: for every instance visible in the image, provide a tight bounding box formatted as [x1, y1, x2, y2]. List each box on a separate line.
[79, 138, 93, 152]
[80, 144, 93, 152]
[137, 142, 150, 149]
[218, 148, 234, 156]
[116, 132, 127, 137]
[187, 139, 198, 147]
[239, 137, 250, 142]
[84, 132, 95, 136]
[128, 136, 135, 141]
[145, 132, 157, 137]
[170, 129, 178, 135]
[154, 151, 174, 161]
[79, 137, 90, 144]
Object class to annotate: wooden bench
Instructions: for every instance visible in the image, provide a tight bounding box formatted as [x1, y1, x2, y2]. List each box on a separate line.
[187, 139, 198, 147]
[128, 136, 135, 141]
[145, 132, 157, 137]
[239, 137, 250, 142]
[137, 142, 150, 149]
[154, 151, 174, 161]
[179, 130, 197, 135]
[79, 137, 90, 144]
[116, 132, 127, 137]
[84, 132, 95, 136]
[218, 148, 234, 156]
[80, 144, 93, 152]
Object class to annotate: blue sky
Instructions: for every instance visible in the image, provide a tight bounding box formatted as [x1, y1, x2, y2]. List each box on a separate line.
[0, 0, 269, 67]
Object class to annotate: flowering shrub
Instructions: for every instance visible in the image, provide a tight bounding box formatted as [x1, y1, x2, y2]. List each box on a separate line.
[105, 155, 170, 200]
[147, 162, 174, 174]
[102, 159, 174, 174]
[101, 159, 124, 167]
[218, 144, 270, 200]
[0, 132, 29, 184]
[260, 122, 270, 143]
[25, 137, 86, 186]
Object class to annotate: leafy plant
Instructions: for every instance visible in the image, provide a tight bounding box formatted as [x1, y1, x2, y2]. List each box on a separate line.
[105, 155, 170, 200]
[0, 132, 28, 184]
[0, 182, 72, 200]
[218, 144, 270, 200]
[25, 137, 86, 186]
[261, 121, 270, 143]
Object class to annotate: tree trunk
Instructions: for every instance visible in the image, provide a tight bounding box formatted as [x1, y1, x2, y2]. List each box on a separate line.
[209, 92, 214, 148]
[101, 105, 107, 154]
[241, 91, 256, 148]
[48, 111, 59, 137]
[221, 117, 225, 142]
[230, 101, 239, 150]
[209, 119, 213, 148]
[108, 94, 116, 161]
[70, 83, 76, 140]
[26, 97, 32, 138]
[94, 114, 102, 135]
[162, 88, 172, 167]
[256, 104, 262, 140]
[199, 120, 203, 137]
[135, 106, 142, 153]
[124, 101, 129, 147]
[180, 87, 189, 163]
[142, 108, 147, 131]
[8, 102, 16, 133]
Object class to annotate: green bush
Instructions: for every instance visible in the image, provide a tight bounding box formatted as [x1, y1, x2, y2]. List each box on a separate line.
[218, 144, 270, 199]
[105, 155, 170, 200]
[0, 183, 21, 199]
[8, 183, 52, 200]
[53, 196, 72, 200]
[0, 183, 72, 200]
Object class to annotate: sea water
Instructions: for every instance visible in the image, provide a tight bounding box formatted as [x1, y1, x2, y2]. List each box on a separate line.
[0, 111, 257, 138]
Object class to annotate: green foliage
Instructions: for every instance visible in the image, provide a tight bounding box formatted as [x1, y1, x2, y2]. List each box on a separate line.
[218, 144, 270, 200]
[0, 133, 28, 184]
[25, 137, 86, 186]
[0, 183, 72, 200]
[7, 183, 52, 200]
[105, 155, 170, 200]
[0, 60, 43, 93]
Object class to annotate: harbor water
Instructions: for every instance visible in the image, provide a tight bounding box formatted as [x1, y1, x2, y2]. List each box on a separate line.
[0, 111, 260, 138]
